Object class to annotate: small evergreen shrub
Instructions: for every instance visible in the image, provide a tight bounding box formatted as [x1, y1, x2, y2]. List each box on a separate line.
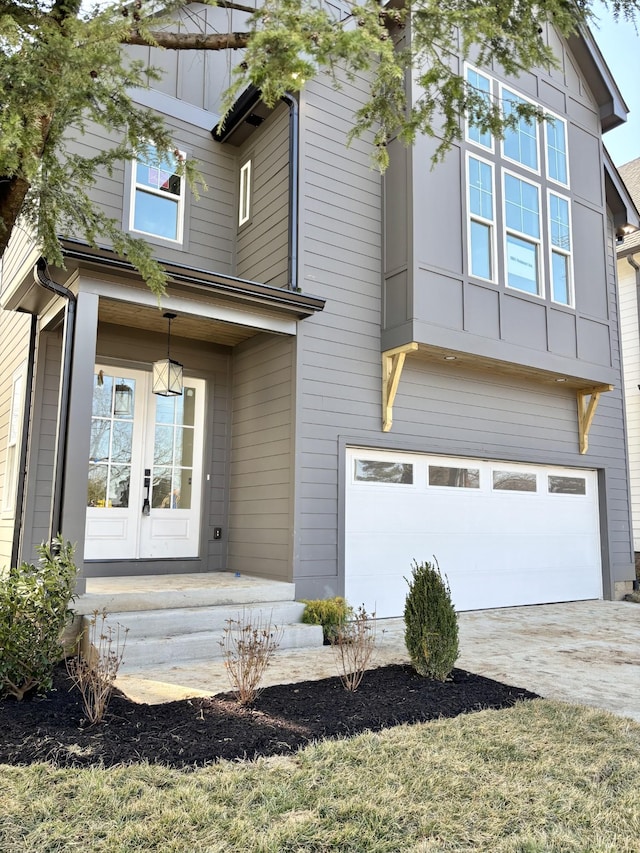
[0, 538, 77, 700]
[301, 597, 352, 644]
[404, 558, 459, 681]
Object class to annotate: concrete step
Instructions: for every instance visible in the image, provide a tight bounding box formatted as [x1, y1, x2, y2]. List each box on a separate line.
[94, 601, 307, 639]
[113, 622, 324, 671]
[76, 572, 296, 614]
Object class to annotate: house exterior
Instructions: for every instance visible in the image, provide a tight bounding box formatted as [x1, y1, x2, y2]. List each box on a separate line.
[0, 7, 638, 617]
[616, 158, 640, 571]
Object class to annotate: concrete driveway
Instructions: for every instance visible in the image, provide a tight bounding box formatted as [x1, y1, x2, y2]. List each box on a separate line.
[456, 600, 640, 722]
[116, 600, 640, 722]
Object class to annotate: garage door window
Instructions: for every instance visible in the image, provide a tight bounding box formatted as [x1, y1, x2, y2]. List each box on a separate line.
[429, 466, 480, 488]
[354, 460, 413, 484]
[493, 471, 537, 492]
[548, 475, 586, 495]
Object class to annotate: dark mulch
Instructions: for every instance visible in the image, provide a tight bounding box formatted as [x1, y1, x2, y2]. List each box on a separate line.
[0, 664, 539, 769]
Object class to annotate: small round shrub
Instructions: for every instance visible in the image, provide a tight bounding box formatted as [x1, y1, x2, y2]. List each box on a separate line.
[404, 558, 459, 681]
[301, 597, 352, 644]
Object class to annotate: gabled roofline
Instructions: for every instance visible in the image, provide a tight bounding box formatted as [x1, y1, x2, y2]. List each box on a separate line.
[603, 148, 640, 243]
[567, 25, 629, 132]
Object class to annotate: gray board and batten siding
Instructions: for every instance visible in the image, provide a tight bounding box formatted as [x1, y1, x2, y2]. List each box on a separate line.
[291, 58, 633, 601]
[384, 25, 617, 384]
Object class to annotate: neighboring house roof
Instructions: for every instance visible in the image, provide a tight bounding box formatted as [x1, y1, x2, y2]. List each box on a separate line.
[618, 158, 640, 256]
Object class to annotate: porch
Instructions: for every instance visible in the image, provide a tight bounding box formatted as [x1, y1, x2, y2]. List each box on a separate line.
[73, 571, 323, 673]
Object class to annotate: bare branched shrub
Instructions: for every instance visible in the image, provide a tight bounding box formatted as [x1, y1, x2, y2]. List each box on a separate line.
[66, 610, 128, 724]
[332, 605, 377, 692]
[219, 612, 283, 705]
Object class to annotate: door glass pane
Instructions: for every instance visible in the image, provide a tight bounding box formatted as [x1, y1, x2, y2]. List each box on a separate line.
[89, 371, 136, 509]
[152, 468, 173, 508]
[151, 387, 197, 509]
[175, 427, 194, 468]
[109, 466, 131, 508]
[174, 470, 192, 509]
[90, 420, 111, 461]
[92, 374, 113, 417]
[87, 466, 107, 507]
[111, 422, 133, 463]
[154, 425, 174, 465]
[183, 387, 196, 426]
[493, 471, 537, 492]
[155, 395, 175, 424]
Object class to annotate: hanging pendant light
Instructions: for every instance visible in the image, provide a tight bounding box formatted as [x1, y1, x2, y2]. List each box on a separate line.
[153, 312, 183, 397]
[114, 380, 133, 416]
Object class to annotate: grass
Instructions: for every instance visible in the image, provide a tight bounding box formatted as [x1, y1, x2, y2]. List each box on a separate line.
[2, 700, 640, 852]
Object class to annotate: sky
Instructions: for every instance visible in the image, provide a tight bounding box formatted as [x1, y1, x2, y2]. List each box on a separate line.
[590, 4, 640, 167]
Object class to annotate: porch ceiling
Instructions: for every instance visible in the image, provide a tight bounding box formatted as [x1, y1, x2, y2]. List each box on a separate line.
[98, 298, 259, 347]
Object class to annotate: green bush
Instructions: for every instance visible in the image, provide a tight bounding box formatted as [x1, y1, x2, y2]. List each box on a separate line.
[0, 538, 77, 700]
[301, 597, 352, 644]
[404, 558, 459, 681]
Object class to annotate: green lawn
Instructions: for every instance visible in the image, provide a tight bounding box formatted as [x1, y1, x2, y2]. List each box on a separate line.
[2, 700, 640, 852]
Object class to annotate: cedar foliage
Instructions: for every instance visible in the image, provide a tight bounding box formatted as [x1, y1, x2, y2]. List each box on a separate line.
[404, 558, 459, 681]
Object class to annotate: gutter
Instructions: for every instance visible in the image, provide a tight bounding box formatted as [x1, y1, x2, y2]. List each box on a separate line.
[281, 93, 300, 292]
[34, 258, 77, 542]
[10, 314, 37, 568]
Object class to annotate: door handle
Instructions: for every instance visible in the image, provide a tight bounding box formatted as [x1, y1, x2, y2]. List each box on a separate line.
[142, 469, 151, 516]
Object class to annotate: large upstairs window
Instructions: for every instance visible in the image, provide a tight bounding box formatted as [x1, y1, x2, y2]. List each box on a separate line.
[465, 67, 573, 306]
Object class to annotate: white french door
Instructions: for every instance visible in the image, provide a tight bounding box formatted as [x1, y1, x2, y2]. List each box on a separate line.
[85, 366, 205, 560]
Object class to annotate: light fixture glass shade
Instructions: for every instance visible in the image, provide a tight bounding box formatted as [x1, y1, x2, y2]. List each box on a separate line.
[114, 382, 133, 416]
[152, 358, 183, 396]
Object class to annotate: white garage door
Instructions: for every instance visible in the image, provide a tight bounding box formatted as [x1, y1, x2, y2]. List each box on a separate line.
[345, 448, 602, 617]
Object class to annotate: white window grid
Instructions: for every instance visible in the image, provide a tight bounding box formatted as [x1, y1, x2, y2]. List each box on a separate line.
[544, 112, 570, 188]
[466, 153, 497, 283]
[547, 190, 574, 307]
[499, 84, 541, 176]
[129, 145, 186, 244]
[464, 64, 495, 153]
[502, 168, 543, 298]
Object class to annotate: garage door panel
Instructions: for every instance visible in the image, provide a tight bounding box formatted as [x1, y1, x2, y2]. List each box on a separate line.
[345, 449, 602, 616]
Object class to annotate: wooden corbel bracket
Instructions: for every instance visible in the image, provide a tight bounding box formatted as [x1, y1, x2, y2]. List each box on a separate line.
[382, 342, 419, 432]
[577, 384, 614, 454]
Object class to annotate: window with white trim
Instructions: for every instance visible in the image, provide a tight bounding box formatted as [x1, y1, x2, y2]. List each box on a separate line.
[467, 155, 495, 281]
[465, 68, 574, 307]
[466, 68, 493, 151]
[2, 365, 25, 514]
[130, 145, 185, 243]
[238, 159, 252, 227]
[504, 172, 541, 295]
[545, 116, 568, 186]
[548, 192, 572, 305]
[502, 88, 539, 172]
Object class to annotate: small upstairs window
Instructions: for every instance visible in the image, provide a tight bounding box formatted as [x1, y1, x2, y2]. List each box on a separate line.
[131, 145, 185, 243]
[238, 159, 252, 227]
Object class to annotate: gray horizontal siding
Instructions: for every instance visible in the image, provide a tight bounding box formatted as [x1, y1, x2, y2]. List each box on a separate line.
[228, 334, 294, 580]
[236, 105, 290, 288]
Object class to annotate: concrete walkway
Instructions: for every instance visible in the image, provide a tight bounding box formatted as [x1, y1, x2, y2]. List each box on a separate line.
[115, 600, 640, 722]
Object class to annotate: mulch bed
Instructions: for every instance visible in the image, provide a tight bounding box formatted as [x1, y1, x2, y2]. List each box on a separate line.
[0, 664, 539, 769]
